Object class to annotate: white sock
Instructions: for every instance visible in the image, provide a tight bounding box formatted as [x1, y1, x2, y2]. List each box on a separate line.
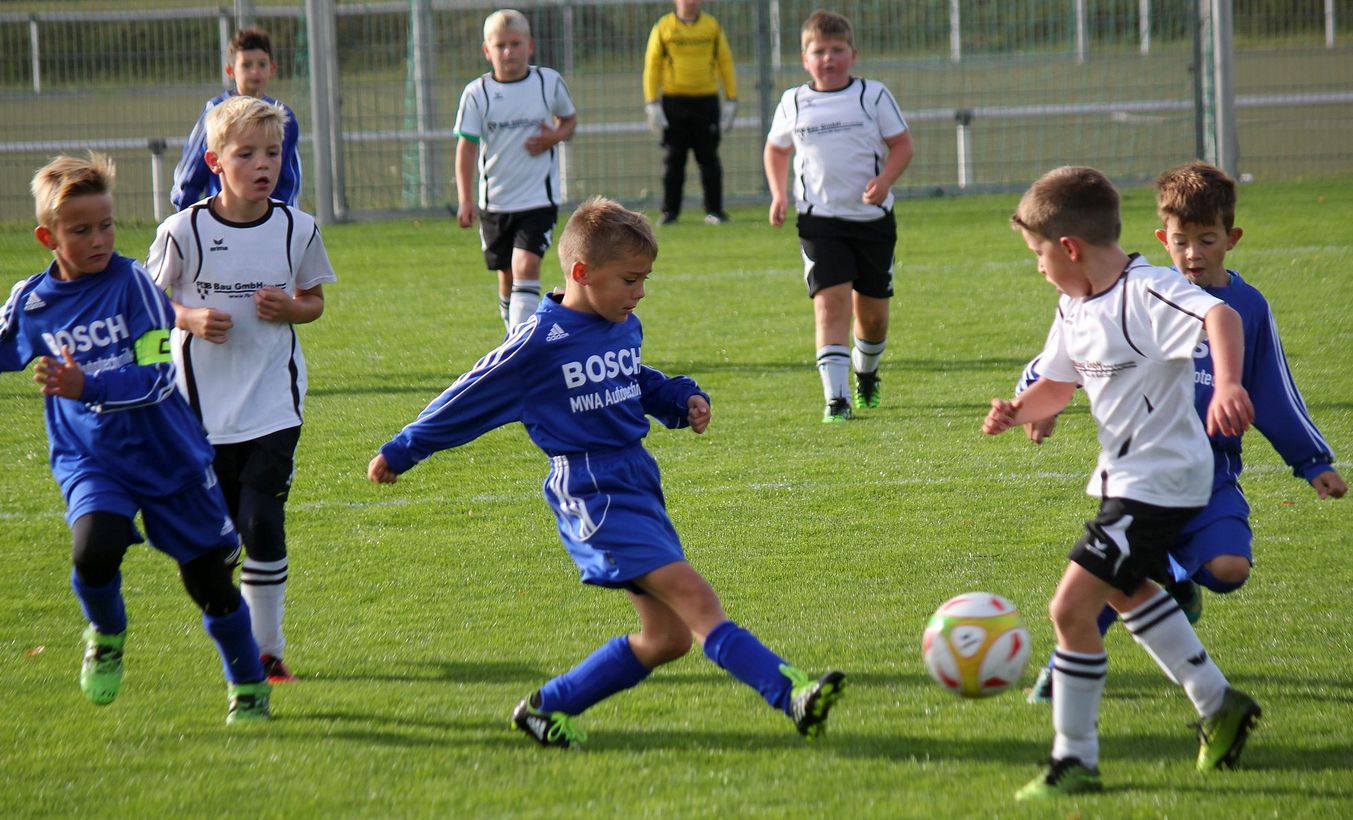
[1122, 587, 1228, 717]
[851, 336, 886, 374]
[1050, 648, 1107, 768]
[240, 557, 288, 658]
[816, 345, 850, 402]
[508, 282, 541, 328]
[497, 295, 510, 325]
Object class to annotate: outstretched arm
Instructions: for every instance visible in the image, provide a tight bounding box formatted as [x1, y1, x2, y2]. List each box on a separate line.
[983, 378, 1077, 436]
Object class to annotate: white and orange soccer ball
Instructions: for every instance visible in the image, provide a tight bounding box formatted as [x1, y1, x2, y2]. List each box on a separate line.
[922, 592, 1031, 698]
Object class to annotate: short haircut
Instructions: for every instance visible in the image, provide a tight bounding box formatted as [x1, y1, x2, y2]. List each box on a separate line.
[558, 196, 658, 271]
[802, 10, 854, 50]
[1011, 166, 1121, 246]
[30, 151, 115, 228]
[230, 26, 273, 60]
[206, 95, 288, 155]
[484, 9, 530, 41]
[1155, 161, 1237, 231]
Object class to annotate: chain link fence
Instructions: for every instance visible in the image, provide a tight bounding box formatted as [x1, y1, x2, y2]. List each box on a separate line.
[1, 0, 1350, 222]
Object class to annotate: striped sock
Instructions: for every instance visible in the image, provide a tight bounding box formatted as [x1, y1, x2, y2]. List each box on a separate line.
[816, 345, 851, 402]
[1050, 648, 1107, 767]
[1122, 587, 1227, 716]
[240, 557, 287, 658]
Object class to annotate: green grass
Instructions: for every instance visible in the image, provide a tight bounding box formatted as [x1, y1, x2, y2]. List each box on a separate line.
[2, 179, 1352, 817]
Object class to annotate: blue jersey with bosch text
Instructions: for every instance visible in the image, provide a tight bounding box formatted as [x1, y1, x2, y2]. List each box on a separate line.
[0, 253, 216, 497]
[171, 91, 302, 210]
[380, 294, 707, 472]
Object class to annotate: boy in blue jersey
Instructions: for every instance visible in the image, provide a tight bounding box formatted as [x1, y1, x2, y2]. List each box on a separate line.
[369, 196, 844, 748]
[171, 26, 301, 211]
[1018, 161, 1346, 704]
[1, 153, 271, 724]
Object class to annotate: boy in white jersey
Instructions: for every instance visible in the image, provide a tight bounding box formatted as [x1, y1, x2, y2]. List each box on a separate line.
[148, 96, 337, 685]
[763, 10, 913, 423]
[455, 9, 577, 330]
[983, 166, 1260, 799]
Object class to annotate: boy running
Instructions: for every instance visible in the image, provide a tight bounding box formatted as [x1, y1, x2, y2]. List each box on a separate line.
[2, 152, 270, 723]
[984, 166, 1261, 799]
[149, 96, 337, 685]
[763, 11, 914, 422]
[368, 197, 844, 747]
[455, 9, 577, 330]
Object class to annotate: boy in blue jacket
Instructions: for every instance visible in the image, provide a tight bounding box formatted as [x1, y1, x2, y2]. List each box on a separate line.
[2, 153, 270, 723]
[369, 196, 844, 747]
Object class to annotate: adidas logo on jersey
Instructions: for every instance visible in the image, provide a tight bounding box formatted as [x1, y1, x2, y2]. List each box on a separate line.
[545, 323, 569, 342]
[23, 291, 46, 311]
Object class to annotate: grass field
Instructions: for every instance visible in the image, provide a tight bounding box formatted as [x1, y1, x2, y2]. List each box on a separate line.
[1, 179, 1351, 817]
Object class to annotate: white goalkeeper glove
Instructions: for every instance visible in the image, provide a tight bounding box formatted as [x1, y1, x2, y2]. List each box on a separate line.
[645, 102, 667, 134]
[720, 99, 737, 132]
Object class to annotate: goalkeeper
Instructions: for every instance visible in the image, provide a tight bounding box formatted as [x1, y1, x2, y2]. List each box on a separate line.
[643, 0, 737, 226]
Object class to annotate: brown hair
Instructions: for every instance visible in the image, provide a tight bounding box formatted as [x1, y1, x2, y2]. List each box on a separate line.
[1155, 161, 1237, 231]
[229, 26, 273, 60]
[801, 10, 853, 50]
[1011, 166, 1121, 246]
[558, 196, 658, 271]
[31, 151, 115, 228]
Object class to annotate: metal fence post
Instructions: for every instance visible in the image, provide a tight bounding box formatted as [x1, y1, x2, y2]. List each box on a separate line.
[1074, 0, 1087, 63]
[305, 0, 337, 225]
[148, 139, 167, 223]
[949, 0, 962, 63]
[29, 16, 41, 94]
[1140, 0, 1152, 55]
[218, 10, 231, 76]
[756, 0, 773, 178]
[1327, 0, 1336, 48]
[410, 0, 436, 208]
[955, 109, 974, 188]
[235, 0, 256, 29]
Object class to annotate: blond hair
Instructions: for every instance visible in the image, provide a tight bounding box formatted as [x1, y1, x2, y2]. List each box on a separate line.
[1011, 166, 1121, 246]
[206, 95, 288, 155]
[1155, 161, 1237, 231]
[484, 9, 530, 41]
[801, 10, 853, 50]
[30, 151, 116, 228]
[558, 197, 658, 271]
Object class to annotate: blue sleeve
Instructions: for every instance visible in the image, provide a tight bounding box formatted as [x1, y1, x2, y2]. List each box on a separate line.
[1246, 305, 1336, 482]
[1013, 355, 1041, 397]
[272, 105, 303, 206]
[171, 104, 214, 211]
[0, 278, 37, 372]
[638, 365, 707, 429]
[79, 269, 179, 413]
[380, 324, 533, 473]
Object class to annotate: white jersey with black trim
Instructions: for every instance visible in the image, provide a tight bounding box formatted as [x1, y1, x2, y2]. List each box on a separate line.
[1036, 255, 1224, 507]
[767, 77, 908, 221]
[147, 200, 337, 444]
[454, 66, 577, 213]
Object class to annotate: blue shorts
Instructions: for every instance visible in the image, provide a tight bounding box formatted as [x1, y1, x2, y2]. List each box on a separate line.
[63, 466, 239, 564]
[542, 445, 685, 589]
[1167, 480, 1252, 581]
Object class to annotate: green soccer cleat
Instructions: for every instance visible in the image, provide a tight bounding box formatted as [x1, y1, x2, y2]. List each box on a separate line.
[1026, 665, 1054, 705]
[822, 398, 852, 424]
[511, 697, 587, 750]
[1167, 579, 1204, 625]
[854, 370, 881, 409]
[1015, 757, 1103, 800]
[226, 680, 273, 725]
[1196, 688, 1261, 771]
[80, 625, 125, 706]
[783, 665, 845, 740]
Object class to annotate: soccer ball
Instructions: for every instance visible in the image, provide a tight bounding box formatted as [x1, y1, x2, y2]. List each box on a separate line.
[922, 592, 1031, 698]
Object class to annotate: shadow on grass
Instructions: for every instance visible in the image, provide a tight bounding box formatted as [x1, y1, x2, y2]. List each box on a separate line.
[302, 660, 548, 685]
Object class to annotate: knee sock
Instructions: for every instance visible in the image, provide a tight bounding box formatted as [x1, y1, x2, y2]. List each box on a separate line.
[816, 345, 851, 403]
[508, 282, 541, 328]
[70, 568, 127, 635]
[203, 602, 265, 685]
[1122, 587, 1228, 717]
[702, 620, 793, 714]
[1050, 648, 1107, 767]
[851, 336, 886, 374]
[240, 557, 287, 658]
[537, 635, 651, 716]
[497, 295, 510, 325]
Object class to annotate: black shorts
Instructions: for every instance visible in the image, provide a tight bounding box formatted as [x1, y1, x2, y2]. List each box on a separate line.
[797, 211, 897, 299]
[480, 206, 558, 271]
[1070, 497, 1203, 595]
[212, 426, 301, 503]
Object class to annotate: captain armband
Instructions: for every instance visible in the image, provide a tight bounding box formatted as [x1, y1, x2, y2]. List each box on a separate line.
[133, 329, 172, 365]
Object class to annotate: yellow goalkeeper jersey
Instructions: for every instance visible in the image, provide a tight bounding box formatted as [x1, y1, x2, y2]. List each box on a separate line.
[643, 12, 737, 102]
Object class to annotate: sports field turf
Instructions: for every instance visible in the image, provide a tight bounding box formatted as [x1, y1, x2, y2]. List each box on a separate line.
[1, 178, 1350, 816]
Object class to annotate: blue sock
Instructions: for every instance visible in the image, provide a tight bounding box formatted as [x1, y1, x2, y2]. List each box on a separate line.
[537, 635, 651, 715]
[70, 568, 127, 635]
[703, 620, 793, 714]
[202, 600, 265, 684]
[1195, 566, 1245, 594]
